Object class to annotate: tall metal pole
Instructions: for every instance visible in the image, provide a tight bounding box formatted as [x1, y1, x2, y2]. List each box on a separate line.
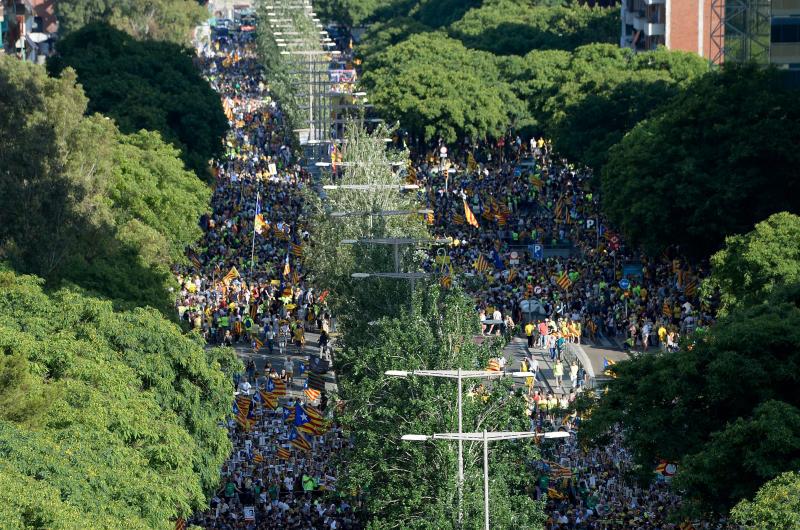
[483, 429, 490, 530]
[250, 192, 259, 271]
[457, 368, 464, 528]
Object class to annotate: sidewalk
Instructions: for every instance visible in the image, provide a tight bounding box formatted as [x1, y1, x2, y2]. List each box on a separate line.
[502, 336, 576, 397]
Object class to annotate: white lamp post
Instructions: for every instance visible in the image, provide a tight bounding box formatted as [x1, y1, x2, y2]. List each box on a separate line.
[386, 369, 535, 527]
[402, 430, 571, 530]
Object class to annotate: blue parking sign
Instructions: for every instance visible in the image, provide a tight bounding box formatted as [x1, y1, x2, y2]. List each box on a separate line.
[529, 244, 543, 261]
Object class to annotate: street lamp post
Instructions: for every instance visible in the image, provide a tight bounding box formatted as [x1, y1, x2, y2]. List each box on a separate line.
[401, 430, 571, 530]
[386, 369, 534, 527]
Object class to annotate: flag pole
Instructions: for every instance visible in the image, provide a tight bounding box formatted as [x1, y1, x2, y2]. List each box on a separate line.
[251, 192, 259, 272]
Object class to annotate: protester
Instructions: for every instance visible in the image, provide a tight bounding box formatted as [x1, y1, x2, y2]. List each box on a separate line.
[181, 26, 354, 530]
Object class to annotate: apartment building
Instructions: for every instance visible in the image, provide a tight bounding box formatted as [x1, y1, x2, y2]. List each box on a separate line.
[620, 0, 714, 58]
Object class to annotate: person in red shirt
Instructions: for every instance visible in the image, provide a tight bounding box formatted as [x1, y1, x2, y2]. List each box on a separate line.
[537, 320, 549, 349]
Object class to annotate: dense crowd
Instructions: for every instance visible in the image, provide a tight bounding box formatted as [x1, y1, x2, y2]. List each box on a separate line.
[179, 9, 727, 530]
[413, 138, 715, 350]
[526, 412, 732, 530]
[181, 29, 352, 529]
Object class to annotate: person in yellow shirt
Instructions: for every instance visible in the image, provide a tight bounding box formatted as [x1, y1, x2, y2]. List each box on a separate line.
[525, 322, 535, 348]
[568, 321, 579, 344]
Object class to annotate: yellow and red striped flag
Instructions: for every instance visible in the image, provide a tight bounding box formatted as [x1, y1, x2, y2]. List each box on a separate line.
[259, 390, 278, 410]
[556, 272, 572, 290]
[304, 388, 321, 402]
[507, 268, 518, 284]
[487, 358, 501, 372]
[464, 200, 479, 228]
[223, 266, 240, 284]
[290, 243, 303, 257]
[277, 446, 291, 460]
[473, 254, 490, 273]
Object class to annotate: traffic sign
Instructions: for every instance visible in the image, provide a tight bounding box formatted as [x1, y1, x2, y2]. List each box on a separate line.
[619, 279, 630, 290]
[529, 244, 543, 261]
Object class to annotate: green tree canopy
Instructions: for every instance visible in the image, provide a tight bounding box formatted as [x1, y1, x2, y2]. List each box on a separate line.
[361, 32, 524, 141]
[55, 0, 207, 46]
[706, 212, 800, 316]
[49, 22, 228, 180]
[731, 471, 800, 530]
[601, 64, 800, 257]
[581, 282, 800, 514]
[335, 285, 546, 529]
[448, 1, 618, 56]
[0, 56, 210, 313]
[0, 269, 238, 528]
[545, 45, 708, 171]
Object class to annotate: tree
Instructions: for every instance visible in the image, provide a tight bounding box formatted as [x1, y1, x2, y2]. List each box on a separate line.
[0, 56, 210, 313]
[313, 0, 416, 27]
[304, 122, 429, 330]
[546, 46, 708, 171]
[361, 32, 524, 142]
[731, 472, 800, 530]
[601, 64, 800, 257]
[0, 269, 239, 528]
[705, 212, 800, 316]
[357, 17, 433, 65]
[448, 1, 619, 56]
[580, 282, 800, 514]
[56, 0, 207, 46]
[110, 130, 211, 266]
[49, 23, 228, 180]
[334, 285, 546, 529]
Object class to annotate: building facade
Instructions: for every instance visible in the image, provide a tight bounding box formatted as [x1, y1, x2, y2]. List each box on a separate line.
[710, 0, 800, 81]
[620, 0, 714, 58]
[1, 0, 57, 62]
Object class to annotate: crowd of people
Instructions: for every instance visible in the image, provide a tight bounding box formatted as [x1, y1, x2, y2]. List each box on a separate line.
[180, 27, 353, 529]
[413, 137, 715, 352]
[176, 8, 729, 529]
[525, 412, 732, 530]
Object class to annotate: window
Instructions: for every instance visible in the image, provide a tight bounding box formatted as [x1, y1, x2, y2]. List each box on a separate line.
[772, 17, 800, 43]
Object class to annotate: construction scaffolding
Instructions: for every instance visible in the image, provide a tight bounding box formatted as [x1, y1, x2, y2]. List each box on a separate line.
[710, 0, 772, 65]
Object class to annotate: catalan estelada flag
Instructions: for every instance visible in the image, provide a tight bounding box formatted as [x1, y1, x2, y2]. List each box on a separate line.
[259, 390, 278, 410]
[289, 428, 312, 452]
[277, 446, 291, 460]
[282, 254, 291, 277]
[267, 377, 287, 397]
[290, 243, 303, 257]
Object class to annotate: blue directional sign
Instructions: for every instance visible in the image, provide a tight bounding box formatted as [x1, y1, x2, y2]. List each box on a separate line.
[619, 279, 630, 290]
[529, 244, 543, 261]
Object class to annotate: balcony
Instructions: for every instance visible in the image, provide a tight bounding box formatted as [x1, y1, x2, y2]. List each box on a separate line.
[633, 15, 646, 31]
[623, 9, 635, 25]
[771, 42, 800, 64]
[643, 0, 666, 4]
[644, 22, 666, 36]
[772, 0, 800, 16]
